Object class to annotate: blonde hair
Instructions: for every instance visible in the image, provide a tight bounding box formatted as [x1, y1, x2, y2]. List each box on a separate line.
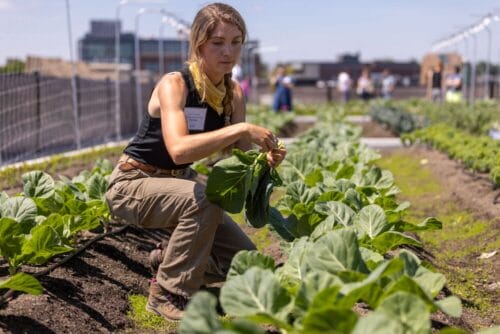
[188, 3, 247, 125]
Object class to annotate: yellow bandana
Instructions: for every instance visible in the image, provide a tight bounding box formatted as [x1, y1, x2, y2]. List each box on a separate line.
[188, 62, 226, 115]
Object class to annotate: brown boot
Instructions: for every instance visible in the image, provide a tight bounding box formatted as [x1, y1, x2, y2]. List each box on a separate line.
[146, 282, 189, 321]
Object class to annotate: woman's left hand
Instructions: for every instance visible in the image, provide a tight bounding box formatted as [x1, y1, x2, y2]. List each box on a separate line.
[266, 147, 287, 168]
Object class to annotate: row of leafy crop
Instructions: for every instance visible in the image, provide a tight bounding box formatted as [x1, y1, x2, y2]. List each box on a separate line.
[178, 120, 470, 333]
[0, 160, 112, 296]
[246, 105, 295, 134]
[371, 99, 500, 136]
[403, 124, 500, 186]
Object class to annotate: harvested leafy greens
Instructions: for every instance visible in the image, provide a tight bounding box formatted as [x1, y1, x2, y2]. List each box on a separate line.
[205, 148, 283, 229]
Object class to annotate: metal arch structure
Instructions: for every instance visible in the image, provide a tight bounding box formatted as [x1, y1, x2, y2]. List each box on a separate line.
[430, 13, 500, 104]
[159, 12, 191, 74]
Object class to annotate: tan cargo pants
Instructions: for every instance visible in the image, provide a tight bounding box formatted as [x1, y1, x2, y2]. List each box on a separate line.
[105, 165, 256, 298]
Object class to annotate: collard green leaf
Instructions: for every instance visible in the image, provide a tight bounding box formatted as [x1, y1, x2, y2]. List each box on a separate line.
[0, 217, 25, 261]
[314, 201, 355, 227]
[244, 170, 273, 228]
[277, 237, 312, 283]
[376, 291, 431, 334]
[279, 149, 318, 184]
[305, 228, 369, 276]
[343, 188, 363, 211]
[393, 217, 442, 232]
[435, 296, 462, 318]
[268, 207, 296, 241]
[227, 250, 275, 280]
[359, 246, 385, 270]
[304, 169, 323, 187]
[179, 291, 223, 334]
[1, 197, 37, 226]
[353, 204, 388, 239]
[295, 272, 342, 313]
[352, 312, 404, 334]
[22, 171, 55, 198]
[206, 154, 253, 213]
[301, 307, 358, 334]
[220, 267, 292, 326]
[38, 213, 72, 242]
[85, 173, 108, 200]
[15, 225, 73, 266]
[371, 231, 421, 254]
[0, 272, 43, 295]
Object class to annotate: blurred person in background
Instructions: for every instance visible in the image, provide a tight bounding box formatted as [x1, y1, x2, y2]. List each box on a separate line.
[337, 71, 352, 102]
[270, 65, 294, 111]
[427, 61, 443, 102]
[445, 65, 462, 103]
[356, 66, 374, 101]
[105, 3, 286, 321]
[381, 68, 396, 100]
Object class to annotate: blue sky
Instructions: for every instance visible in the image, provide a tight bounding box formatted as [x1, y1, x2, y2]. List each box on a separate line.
[1, 0, 499, 66]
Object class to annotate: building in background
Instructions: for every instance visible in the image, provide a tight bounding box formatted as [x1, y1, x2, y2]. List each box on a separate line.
[291, 53, 420, 87]
[78, 19, 261, 80]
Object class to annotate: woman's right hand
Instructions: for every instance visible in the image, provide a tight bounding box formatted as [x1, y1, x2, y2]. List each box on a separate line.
[243, 123, 279, 152]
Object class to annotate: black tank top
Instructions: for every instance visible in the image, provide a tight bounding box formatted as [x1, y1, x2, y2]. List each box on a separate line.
[123, 68, 226, 170]
[431, 71, 442, 88]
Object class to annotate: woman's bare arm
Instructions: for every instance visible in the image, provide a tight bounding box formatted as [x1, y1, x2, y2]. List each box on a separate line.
[159, 73, 276, 165]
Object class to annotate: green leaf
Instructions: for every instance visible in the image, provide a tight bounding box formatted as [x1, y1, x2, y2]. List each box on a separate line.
[295, 272, 342, 312]
[33, 197, 63, 216]
[336, 164, 355, 180]
[352, 312, 404, 334]
[39, 214, 72, 241]
[222, 319, 266, 334]
[371, 231, 421, 254]
[277, 237, 311, 283]
[359, 247, 385, 270]
[179, 291, 223, 334]
[220, 267, 292, 325]
[206, 152, 254, 213]
[343, 188, 363, 211]
[227, 250, 275, 280]
[393, 217, 442, 232]
[0, 217, 25, 260]
[302, 307, 358, 334]
[16, 225, 73, 266]
[305, 228, 369, 275]
[279, 149, 319, 184]
[22, 171, 55, 198]
[314, 201, 355, 227]
[268, 207, 296, 241]
[377, 291, 431, 334]
[85, 173, 108, 200]
[0, 272, 43, 295]
[1, 197, 37, 226]
[353, 204, 389, 239]
[435, 296, 462, 318]
[244, 169, 274, 228]
[304, 169, 323, 187]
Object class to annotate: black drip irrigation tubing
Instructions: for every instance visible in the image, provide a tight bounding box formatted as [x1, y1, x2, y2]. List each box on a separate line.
[0, 223, 131, 307]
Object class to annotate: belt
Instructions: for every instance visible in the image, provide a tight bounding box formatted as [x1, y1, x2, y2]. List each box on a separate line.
[118, 154, 187, 177]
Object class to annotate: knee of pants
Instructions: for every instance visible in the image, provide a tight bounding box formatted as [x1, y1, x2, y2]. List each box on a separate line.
[187, 194, 225, 228]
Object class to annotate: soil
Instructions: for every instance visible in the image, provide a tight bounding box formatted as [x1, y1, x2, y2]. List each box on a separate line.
[360, 121, 396, 138]
[1, 133, 498, 333]
[380, 146, 500, 331]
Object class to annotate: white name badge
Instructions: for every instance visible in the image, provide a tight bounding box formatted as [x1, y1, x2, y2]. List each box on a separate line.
[184, 107, 207, 131]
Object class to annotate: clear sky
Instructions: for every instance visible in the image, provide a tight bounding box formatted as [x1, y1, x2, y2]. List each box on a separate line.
[1, 0, 499, 66]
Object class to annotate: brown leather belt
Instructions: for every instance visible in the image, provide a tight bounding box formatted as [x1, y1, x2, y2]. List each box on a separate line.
[118, 154, 187, 177]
